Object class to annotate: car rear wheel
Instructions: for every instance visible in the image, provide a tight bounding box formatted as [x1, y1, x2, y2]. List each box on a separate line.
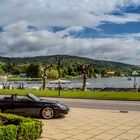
[41, 107, 54, 119]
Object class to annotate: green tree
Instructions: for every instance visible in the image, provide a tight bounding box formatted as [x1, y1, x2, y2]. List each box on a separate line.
[114, 71, 121, 76]
[101, 69, 106, 77]
[11, 67, 21, 75]
[48, 69, 58, 79]
[26, 64, 42, 78]
[0, 68, 4, 75]
[61, 66, 68, 77]
[68, 66, 77, 76]
[2, 63, 15, 74]
[94, 68, 99, 74]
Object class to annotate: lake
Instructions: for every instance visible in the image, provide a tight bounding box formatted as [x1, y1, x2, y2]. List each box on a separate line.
[0, 77, 139, 89]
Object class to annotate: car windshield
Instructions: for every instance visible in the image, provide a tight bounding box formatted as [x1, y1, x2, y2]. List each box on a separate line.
[27, 93, 40, 101]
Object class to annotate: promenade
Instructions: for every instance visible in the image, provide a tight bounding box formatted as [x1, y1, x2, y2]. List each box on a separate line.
[39, 108, 140, 140]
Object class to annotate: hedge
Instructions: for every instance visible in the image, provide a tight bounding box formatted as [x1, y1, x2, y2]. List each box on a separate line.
[0, 113, 43, 140]
[0, 125, 18, 140]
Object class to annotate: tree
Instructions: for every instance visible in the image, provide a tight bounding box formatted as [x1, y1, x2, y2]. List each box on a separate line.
[48, 69, 58, 79]
[94, 68, 99, 74]
[61, 66, 68, 77]
[26, 64, 42, 78]
[68, 66, 77, 76]
[2, 63, 15, 74]
[0, 68, 4, 75]
[77, 64, 94, 91]
[101, 69, 106, 77]
[41, 65, 51, 90]
[11, 67, 21, 75]
[114, 71, 121, 76]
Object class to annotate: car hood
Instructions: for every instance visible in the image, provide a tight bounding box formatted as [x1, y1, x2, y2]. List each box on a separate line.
[39, 99, 59, 104]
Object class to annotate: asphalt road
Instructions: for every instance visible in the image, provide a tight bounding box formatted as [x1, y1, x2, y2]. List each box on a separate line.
[45, 97, 140, 111]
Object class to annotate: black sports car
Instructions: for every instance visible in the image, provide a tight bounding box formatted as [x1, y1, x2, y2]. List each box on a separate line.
[0, 93, 69, 119]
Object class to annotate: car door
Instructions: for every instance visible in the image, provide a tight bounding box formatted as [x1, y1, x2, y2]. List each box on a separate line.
[0, 95, 13, 112]
[11, 95, 40, 116]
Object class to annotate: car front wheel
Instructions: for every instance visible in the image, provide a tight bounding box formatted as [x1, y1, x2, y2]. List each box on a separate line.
[41, 107, 55, 119]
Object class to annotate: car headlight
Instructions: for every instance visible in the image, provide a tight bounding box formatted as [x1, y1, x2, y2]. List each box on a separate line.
[57, 103, 67, 110]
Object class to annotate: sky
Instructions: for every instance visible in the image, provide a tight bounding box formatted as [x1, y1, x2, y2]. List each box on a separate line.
[0, 0, 140, 64]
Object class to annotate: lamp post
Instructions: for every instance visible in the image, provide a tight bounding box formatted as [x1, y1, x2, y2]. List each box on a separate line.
[57, 56, 61, 96]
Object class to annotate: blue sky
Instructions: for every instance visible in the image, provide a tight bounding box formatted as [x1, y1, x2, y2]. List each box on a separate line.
[0, 0, 140, 64]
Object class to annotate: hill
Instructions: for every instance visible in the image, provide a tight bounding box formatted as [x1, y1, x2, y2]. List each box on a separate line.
[0, 55, 138, 75]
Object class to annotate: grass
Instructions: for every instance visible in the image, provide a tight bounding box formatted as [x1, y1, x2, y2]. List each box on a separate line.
[0, 89, 140, 100]
[7, 77, 42, 81]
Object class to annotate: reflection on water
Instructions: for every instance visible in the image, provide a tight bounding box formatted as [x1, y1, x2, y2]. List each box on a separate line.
[0, 77, 139, 89]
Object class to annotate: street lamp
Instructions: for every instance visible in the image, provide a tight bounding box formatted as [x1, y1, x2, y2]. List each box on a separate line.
[57, 56, 61, 96]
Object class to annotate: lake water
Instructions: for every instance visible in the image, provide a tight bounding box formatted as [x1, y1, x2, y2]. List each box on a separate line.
[69, 77, 139, 88]
[0, 77, 139, 89]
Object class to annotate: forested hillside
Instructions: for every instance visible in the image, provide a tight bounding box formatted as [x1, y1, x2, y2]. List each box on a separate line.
[0, 55, 138, 76]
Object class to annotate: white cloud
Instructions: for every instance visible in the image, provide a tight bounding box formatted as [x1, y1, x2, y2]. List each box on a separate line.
[0, 0, 140, 27]
[101, 13, 140, 24]
[0, 21, 140, 64]
[0, 0, 140, 64]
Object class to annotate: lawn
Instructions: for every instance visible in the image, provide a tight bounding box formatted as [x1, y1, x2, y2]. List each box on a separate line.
[7, 77, 42, 81]
[0, 89, 140, 100]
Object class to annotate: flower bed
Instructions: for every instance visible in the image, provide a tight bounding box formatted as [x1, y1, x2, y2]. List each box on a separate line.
[0, 113, 43, 140]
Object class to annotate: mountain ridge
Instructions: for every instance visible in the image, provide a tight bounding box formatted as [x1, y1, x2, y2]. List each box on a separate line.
[0, 55, 138, 75]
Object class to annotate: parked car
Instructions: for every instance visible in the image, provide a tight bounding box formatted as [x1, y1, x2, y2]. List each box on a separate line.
[0, 93, 69, 119]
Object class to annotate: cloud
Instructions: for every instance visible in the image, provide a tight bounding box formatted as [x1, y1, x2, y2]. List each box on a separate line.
[0, 21, 140, 64]
[0, 1, 140, 64]
[0, 0, 140, 27]
[101, 13, 140, 24]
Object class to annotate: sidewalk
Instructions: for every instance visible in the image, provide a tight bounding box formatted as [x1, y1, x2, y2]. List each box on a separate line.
[39, 108, 140, 140]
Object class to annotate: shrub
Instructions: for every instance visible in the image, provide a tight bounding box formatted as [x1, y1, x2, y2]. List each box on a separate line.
[0, 125, 18, 140]
[0, 113, 43, 140]
[19, 121, 42, 140]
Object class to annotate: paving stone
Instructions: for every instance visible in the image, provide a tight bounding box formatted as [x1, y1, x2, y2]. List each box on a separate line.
[71, 133, 94, 140]
[116, 133, 139, 140]
[41, 108, 140, 140]
[38, 138, 53, 140]
[63, 138, 78, 140]
[43, 128, 65, 135]
[45, 133, 72, 140]
[79, 125, 95, 130]
[112, 138, 124, 140]
[135, 136, 140, 140]
[116, 126, 132, 130]
[94, 133, 116, 140]
[58, 125, 76, 131]
[134, 125, 140, 129]
[86, 129, 106, 135]
[65, 129, 85, 135]
[106, 129, 126, 135]
[97, 125, 114, 131]
[126, 129, 140, 135]
[125, 122, 140, 127]
[88, 138, 102, 140]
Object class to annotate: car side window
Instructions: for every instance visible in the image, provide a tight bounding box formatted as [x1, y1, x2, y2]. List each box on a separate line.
[11, 94, 17, 101]
[16, 95, 32, 101]
[4, 96, 12, 100]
